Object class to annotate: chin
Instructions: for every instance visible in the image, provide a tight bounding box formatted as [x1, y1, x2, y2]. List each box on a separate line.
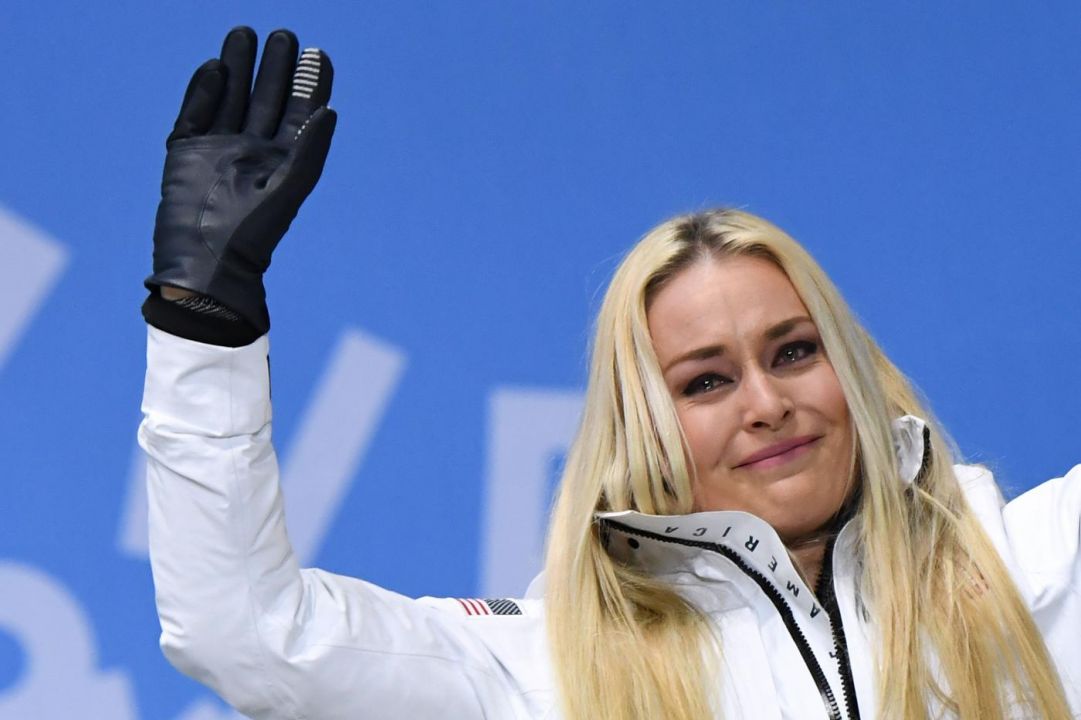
[760, 478, 847, 536]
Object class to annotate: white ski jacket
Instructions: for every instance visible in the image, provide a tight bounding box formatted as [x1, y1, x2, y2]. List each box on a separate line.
[140, 327, 1081, 719]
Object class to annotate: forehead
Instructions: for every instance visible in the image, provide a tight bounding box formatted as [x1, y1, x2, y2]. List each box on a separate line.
[647, 255, 810, 357]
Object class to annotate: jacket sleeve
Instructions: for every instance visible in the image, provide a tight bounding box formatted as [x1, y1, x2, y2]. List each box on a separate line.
[999, 464, 1081, 708]
[1000, 464, 1081, 607]
[139, 327, 546, 720]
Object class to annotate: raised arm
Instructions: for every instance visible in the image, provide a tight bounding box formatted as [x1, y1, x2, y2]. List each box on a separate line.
[139, 28, 548, 719]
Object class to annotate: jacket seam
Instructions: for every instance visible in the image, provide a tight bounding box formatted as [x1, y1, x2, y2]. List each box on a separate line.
[226, 350, 305, 720]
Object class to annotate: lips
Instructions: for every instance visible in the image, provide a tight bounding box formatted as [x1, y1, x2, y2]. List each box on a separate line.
[735, 435, 821, 469]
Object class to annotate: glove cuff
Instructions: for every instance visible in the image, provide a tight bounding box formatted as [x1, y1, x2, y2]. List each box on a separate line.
[142, 291, 263, 347]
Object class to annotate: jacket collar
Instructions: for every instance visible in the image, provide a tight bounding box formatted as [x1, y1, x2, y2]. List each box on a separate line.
[597, 507, 835, 616]
[598, 505, 856, 711]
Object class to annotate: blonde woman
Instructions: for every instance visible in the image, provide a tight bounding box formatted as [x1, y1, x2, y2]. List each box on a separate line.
[142, 28, 1081, 719]
[544, 209, 1079, 719]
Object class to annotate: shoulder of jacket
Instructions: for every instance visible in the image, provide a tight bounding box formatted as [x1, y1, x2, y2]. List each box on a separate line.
[951, 463, 1006, 519]
[952, 462, 996, 489]
[957, 462, 1081, 609]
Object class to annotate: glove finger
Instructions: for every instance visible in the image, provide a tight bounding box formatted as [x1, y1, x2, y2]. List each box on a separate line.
[244, 28, 298, 138]
[210, 26, 257, 134]
[271, 106, 337, 200]
[168, 59, 225, 144]
[275, 48, 334, 143]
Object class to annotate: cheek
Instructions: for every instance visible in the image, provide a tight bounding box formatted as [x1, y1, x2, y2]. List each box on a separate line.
[831, 392, 852, 442]
[808, 363, 850, 426]
[811, 368, 856, 480]
[677, 404, 736, 471]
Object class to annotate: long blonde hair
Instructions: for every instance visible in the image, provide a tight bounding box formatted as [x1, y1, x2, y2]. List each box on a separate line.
[544, 209, 1070, 719]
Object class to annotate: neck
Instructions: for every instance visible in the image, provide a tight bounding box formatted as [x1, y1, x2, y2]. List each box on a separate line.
[786, 533, 831, 591]
[788, 486, 859, 591]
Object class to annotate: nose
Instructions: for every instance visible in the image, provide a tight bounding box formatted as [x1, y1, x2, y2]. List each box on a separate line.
[738, 367, 792, 431]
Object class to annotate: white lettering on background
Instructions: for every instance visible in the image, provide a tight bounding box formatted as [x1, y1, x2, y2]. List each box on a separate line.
[480, 387, 582, 597]
[278, 328, 405, 564]
[0, 205, 67, 375]
[0, 562, 136, 719]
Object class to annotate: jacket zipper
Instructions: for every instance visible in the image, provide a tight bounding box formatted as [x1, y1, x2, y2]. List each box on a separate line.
[814, 535, 861, 720]
[601, 519, 850, 720]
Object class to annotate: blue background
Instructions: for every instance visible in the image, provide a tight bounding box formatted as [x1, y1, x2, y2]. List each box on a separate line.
[1, 3, 1079, 718]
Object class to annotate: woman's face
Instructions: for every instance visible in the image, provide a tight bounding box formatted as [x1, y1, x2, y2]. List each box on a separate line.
[647, 255, 855, 543]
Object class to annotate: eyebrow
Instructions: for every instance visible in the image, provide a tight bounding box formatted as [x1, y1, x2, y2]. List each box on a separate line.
[661, 316, 815, 373]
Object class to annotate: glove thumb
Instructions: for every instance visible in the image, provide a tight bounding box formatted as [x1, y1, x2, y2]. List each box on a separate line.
[273, 106, 338, 203]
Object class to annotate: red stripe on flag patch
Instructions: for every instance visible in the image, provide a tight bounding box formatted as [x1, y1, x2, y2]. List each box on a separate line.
[456, 598, 490, 615]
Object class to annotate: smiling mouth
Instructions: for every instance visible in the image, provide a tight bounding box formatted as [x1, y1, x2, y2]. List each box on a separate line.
[735, 436, 822, 470]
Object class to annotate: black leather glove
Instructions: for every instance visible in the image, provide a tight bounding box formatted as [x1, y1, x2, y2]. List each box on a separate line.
[143, 26, 336, 345]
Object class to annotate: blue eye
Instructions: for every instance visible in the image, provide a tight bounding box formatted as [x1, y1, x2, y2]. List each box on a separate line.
[775, 340, 818, 366]
[683, 373, 729, 396]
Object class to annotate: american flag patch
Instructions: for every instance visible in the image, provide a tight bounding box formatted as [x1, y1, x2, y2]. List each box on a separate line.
[455, 598, 522, 616]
